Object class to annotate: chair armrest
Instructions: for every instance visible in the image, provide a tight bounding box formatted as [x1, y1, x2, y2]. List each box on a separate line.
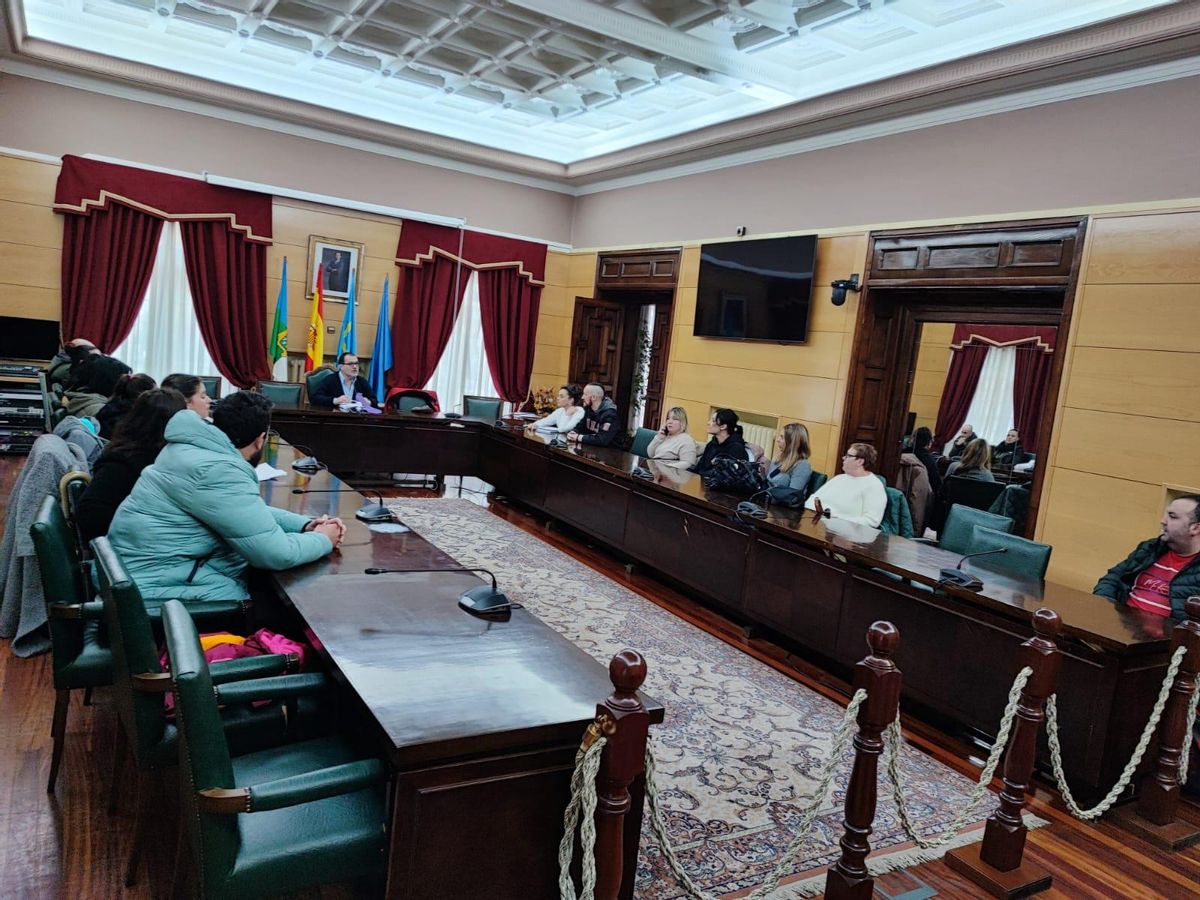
[911, 537, 938, 546]
[196, 759, 385, 814]
[145, 599, 249, 622]
[210, 653, 296, 685]
[213, 672, 327, 706]
[48, 600, 105, 620]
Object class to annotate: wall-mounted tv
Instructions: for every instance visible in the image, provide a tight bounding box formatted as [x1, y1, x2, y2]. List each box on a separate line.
[0, 316, 59, 362]
[693, 235, 817, 343]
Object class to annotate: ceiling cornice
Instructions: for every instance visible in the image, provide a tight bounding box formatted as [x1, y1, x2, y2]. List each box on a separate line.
[1, 1, 1198, 195]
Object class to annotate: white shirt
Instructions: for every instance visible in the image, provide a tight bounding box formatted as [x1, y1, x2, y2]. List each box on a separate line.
[531, 406, 585, 433]
[805, 473, 887, 528]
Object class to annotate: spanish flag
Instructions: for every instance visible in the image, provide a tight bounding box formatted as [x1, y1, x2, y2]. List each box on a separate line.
[305, 264, 325, 373]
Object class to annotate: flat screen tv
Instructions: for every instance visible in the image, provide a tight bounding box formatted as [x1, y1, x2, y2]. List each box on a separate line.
[0, 317, 59, 362]
[694, 235, 817, 343]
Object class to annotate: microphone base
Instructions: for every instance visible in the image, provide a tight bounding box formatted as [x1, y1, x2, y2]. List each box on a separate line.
[458, 585, 512, 615]
[355, 502, 394, 522]
[293, 456, 320, 471]
[938, 567, 984, 591]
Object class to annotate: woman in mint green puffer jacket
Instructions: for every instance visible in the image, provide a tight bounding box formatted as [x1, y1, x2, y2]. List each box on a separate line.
[107, 409, 333, 601]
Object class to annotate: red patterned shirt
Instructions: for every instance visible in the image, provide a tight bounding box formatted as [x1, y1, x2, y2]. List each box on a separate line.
[1128, 549, 1199, 617]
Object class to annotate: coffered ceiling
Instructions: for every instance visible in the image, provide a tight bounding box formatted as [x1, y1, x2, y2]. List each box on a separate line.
[3, 0, 1197, 186]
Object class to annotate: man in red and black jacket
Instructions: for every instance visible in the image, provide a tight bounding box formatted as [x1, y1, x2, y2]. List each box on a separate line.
[566, 383, 623, 448]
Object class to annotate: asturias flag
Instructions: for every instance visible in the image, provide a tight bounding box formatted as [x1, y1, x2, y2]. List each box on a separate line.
[269, 258, 288, 380]
[305, 264, 325, 373]
[336, 267, 357, 359]
[369, 275, 392, 401]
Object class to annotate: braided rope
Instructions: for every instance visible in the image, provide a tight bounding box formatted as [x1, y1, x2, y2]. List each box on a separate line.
[884, 666, 1032, 849]
[1178, 676, 1200, 785]
[640, 689, 868, 900]
[558, 736, 607, 900]
[1046, 644, 1188, 820]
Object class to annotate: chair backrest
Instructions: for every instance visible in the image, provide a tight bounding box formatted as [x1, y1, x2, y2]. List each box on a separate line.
[305, 368, 335, 399]
[161, 599, 240, 883]
[93, 536, 172, 765]
[629, 427, 657, 458]
[944, 475, 1006, 513]
[940, 504, 1014, 556]
[200, 376, 222, 401]
[880, 486, 914, 538]
[970, 525, 1052, 580]
[395, 394, 429, 412]
[463, 395, 502, 420]
[808, 471, 828, 494]
[257, 381, 304, 409]
[31, 495, 90, 674]
[59, 470, 92, 564]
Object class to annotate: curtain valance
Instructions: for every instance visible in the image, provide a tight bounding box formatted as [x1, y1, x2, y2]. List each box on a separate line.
[950, 324, 1056, 353]
[395, 221, 546, 285]
[54, 155, 273, 244]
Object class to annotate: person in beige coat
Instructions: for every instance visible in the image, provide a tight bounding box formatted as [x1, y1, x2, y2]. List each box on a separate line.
[646, 406, 699, 469]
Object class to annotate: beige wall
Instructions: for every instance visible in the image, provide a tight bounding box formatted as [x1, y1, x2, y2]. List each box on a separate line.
[910, 323, 954, 435]
[571, 76, 1200, 249]
[528, 250, 596, 394]
[0, 153, 61, 327]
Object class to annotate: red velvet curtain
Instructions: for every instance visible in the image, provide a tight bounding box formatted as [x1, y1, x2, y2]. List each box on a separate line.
[179, 220, 271, 388]
[933, 344, 989, 449]
[477, 266, 542, 403]
[1014, 345, 1053, 449]
[59, 203, 163, 351]
[390, 252, 469, 388]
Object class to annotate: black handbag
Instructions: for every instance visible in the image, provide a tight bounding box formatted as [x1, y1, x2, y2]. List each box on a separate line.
[702, 455, 767, 495]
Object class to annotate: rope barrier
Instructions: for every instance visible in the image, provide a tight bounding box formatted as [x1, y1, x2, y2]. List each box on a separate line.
[558, 726, 608, 900]
[883, 666, 1032, 850]
[1180, 674, 1200, 786]
[1046, 644, 1188, 820]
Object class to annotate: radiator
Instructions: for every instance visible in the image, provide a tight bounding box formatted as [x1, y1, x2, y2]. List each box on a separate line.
[740, 421, 778, 455]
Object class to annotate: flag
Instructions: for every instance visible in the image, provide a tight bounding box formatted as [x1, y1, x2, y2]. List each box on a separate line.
[269, 257, 288, 380]
[369, 275, 392, 401]
[305, 264, 325, 373]
[336, 267, 357, 359]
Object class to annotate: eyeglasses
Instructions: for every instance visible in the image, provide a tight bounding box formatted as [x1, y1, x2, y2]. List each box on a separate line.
[843, 453, 859, 459]
[342, 362, 360, 367]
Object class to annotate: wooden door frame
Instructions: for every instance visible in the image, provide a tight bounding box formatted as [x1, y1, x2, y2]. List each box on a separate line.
[840, 217, 1088, 536]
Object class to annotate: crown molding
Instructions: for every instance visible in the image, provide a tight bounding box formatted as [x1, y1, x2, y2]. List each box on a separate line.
[2, 1, 1198, 196]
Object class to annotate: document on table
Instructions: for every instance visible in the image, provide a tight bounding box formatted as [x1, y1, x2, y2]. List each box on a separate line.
[255, 462, 288, 481]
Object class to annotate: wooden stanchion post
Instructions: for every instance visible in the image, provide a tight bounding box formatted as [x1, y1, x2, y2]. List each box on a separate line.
[592, 649, 651, 900]
[946, 607, 1060, 897]
[1110, 596, 1200, 850]
[824, 621, 902, 900]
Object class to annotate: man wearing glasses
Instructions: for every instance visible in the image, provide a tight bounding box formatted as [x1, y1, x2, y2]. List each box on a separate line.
[804, 442, 888, 528]
[310, 352, 379, 409]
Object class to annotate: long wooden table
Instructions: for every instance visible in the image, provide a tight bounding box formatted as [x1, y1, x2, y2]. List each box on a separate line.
[257, 440, 664, 899]
[270, 407, 1173, 805]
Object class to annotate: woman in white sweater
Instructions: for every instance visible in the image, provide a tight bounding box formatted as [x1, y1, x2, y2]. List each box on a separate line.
[805, 441, 887, 528]
[646, 407, 699, 468]
[526, 384, 585, 433]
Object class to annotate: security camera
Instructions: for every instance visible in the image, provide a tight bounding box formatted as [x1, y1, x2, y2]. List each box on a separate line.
[830, 274, 862, 306]
[735, 226, 747, 237]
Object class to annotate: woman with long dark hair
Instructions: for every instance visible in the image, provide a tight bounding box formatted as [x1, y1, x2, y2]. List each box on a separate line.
[76, 388, 187, 542]
[95, 373, 157, 439]
[162, 373, 213, 419]
[693, 408, 748, 475]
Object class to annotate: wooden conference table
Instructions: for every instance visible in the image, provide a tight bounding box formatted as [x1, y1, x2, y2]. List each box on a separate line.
[270, 406, 1174, 806]
[257, 440, 664, 899]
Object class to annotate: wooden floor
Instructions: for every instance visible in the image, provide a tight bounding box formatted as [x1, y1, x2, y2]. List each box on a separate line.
[3, 459, 1199, 898]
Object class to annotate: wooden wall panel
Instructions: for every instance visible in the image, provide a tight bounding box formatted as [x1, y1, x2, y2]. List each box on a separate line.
[1052, 407, 1200, 487]
[1064, 347, 1200, 421]
[0, 155, 59, 207]
[669, 325, 845, 377]
[0, 200, 62, 249]
[0, 243, 60, 291]
[0, 154, 63, 327]
[1072, 283, 1200, 352]
[530, 250, 597, 391]
[908, 322, 953, 432]
[1083, 213, 1200, 284]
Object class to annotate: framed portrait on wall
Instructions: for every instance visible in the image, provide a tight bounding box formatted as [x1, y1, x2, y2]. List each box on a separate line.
[306, 235, 364, 302]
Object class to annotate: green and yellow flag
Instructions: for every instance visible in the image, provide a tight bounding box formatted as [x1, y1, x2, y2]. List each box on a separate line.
[269, 258, 288, 380]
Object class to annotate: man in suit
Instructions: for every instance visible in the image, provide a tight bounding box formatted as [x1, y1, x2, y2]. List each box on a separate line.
[309, 352, 378, 408]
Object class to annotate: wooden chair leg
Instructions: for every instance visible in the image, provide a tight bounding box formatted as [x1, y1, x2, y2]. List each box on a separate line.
[82, 686, 94, 706]
[126, 775, 148, 887]
[107, 724, 127, 815]
[47, 689, 70, 793]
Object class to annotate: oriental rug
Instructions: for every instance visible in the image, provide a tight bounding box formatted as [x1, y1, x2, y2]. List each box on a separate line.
[387, 499, 1044, 898]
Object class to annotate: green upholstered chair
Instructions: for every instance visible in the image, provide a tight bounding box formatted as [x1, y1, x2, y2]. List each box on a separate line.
[59, 470, 93, 566]
[395, 394, 429, 412]
[970, 525, 1053, 581]
[880, 486, 915, 538]
[162, 600, 387, 899]
[808, 472, 828, 494]
[256, 381, 304, 409]
[200, 375, 222, 400]
[305, 368, 335, 402]
[943, 475, 1006, 513]
[92, 538, 304, 886]
[463, 394, 503, 420]
[30, 495, 113, 793]
[938, 504, 1015, 556]
[629, 427, 657, 458]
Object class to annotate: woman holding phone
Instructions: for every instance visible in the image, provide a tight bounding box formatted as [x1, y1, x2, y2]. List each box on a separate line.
[646, 407, 698, 468]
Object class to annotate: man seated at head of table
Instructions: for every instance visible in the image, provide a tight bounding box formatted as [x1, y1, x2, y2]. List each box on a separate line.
[309, 351, 378, 409]
[646, 406, 698, 469]
[804, 442, 887, 528]
[525, 383, 585, 433]
[1095, 494, 1200, 623]
[992, 428, 1032, 468]
[566, 383, 623, 447]
[107, 391, 345, 602]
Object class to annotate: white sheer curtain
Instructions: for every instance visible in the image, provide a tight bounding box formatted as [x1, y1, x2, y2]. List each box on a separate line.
[955, 345, 1017, 448]
[114, 221, 221, 383]
[424, 271, 499, 412]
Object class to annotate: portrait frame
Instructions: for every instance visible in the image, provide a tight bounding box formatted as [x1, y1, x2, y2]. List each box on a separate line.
[306, 235, 365, 302]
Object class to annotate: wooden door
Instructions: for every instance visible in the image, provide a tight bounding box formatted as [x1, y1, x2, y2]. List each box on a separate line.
[641, 302, 673, 429]
[568, 297, 625, 397]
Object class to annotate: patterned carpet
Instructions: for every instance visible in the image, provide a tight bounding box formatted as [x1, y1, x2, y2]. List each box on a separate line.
[388, 499, 1021, 898]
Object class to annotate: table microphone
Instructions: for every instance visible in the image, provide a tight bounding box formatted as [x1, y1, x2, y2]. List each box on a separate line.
[938, 547, 1008, 591]
[364, 566, 513, 615]
[291, 488, 393, 522]
[268, 432, 323, 471]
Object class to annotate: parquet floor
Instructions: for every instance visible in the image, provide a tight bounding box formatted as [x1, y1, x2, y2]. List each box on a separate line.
[2, 460, 1198, 898]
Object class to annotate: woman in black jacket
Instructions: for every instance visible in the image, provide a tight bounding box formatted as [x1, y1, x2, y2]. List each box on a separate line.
[693, 408, 749, 474]
[76, 388, 187, 543]
[95, 373, 157, 439]
[911, 426, 943, 496]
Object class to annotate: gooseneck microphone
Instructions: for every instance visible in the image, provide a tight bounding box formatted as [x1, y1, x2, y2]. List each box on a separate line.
[938, 547, 1008, 591]
[268, 431, 324, 471]
[291, 488, 392, 522]
[364, 567, 514, 615]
